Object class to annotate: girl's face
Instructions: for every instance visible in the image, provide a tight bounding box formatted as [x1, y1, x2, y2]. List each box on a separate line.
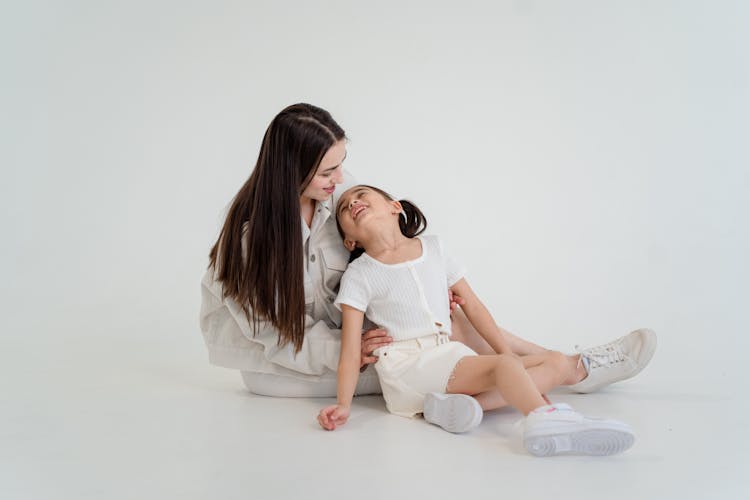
[300, 139, 347, 202]
[336, 186, 402, 251]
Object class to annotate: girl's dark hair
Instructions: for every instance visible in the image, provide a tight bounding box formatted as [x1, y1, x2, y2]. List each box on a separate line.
[208, 103, 345, 353]
[336, 185, 428, 262]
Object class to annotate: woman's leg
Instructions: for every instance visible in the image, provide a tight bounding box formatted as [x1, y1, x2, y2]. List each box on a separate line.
[450, 308, 587, 386]
[446, 354, 548, 415]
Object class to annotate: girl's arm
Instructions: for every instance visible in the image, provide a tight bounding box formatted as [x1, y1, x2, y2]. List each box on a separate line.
[449, 278, 512, 355]
[318, 304, 365, 430]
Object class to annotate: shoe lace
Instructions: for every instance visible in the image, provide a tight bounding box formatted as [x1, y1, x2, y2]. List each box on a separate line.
[575, 339, 630, 370]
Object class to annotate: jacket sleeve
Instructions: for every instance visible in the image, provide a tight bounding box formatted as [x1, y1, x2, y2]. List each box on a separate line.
[200, 269, 341, 375]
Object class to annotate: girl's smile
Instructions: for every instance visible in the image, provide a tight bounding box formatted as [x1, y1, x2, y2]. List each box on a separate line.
[350, 201, 367, 220]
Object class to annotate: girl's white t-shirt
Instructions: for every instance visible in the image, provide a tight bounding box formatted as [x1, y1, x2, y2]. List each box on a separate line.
[335, 234, 466, 341]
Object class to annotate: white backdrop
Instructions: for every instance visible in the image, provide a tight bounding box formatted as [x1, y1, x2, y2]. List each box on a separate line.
[2, 0, 748, 402]
[3, 2, 750, 499]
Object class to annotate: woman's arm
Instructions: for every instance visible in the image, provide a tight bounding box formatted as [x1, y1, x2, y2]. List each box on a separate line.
[318, 304, 365, 430]
[449, 278, 512, 355]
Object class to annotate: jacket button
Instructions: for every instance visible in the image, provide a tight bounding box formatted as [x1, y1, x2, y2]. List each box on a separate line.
[310, 254, 316, 262]
[328, 296, 335, 302]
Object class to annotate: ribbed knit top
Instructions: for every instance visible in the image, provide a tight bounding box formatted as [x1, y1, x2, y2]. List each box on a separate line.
[334, 235, 466, 341]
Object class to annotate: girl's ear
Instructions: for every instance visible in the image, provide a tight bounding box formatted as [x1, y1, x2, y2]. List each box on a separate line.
[390, 200, 403, 215]
[344, 238, 358, 251]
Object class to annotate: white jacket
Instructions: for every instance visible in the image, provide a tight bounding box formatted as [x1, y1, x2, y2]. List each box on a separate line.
[199, 172, 357, 380]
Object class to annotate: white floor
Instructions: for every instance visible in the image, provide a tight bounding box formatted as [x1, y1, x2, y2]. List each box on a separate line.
[2, 315, 748, 500]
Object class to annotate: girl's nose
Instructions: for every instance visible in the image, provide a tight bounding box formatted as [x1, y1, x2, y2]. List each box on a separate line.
[349, 199, 360, 209]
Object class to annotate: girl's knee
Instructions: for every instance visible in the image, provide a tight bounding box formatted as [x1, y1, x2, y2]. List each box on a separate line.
[494, 353, 522, 372]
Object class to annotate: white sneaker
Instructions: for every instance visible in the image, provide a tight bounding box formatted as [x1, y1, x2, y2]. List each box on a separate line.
[423, 393, 483, 433]
[523, 403, 635, 457]
[569, 328, 657, 394]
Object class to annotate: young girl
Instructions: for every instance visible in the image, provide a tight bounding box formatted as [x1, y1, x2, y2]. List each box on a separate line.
[317, 185, 636, 457]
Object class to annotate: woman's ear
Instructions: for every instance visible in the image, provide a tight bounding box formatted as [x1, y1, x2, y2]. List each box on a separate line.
[391, 200, 403, 215]
[344, 238, 358, 251]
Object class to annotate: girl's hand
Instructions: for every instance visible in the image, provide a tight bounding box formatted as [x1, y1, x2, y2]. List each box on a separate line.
[318, 404, 351, 431]
[449, 289, 466, 315]
[360, 328, 392, 368]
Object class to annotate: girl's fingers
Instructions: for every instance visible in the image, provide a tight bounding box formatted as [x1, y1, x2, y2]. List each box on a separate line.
[319, 405, 348, 430]
[318, 412, 335, 430]
[319, 407, 336, 423]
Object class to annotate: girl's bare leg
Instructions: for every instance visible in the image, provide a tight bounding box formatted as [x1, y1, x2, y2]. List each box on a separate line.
[473, 352, 569, 411]
[450, 308, 587, 386]
[446, 354, 547, 415]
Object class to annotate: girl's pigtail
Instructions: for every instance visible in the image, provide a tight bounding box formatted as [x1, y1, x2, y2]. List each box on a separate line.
[398, 199, 427, 237]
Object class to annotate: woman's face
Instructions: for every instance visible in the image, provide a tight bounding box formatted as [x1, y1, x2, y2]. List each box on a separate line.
[301, 139, 347, 202]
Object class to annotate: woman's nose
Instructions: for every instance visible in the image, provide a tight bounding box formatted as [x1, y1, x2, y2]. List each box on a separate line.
[333, 167, 344, 184]
[349, 199, 360, 209]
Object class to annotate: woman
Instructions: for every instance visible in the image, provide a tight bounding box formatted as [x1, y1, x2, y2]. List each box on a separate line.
[199, 103, 656, 428]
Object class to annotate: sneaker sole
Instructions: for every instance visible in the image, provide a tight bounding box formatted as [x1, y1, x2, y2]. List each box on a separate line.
[423, 393, 483, 433]
[525, 428, 635, 457]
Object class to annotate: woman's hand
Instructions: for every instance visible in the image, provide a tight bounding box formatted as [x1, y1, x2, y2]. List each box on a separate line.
[360, 328, 392, 369]
[318, 404, 351, 430]
[449, 289, 466, 316]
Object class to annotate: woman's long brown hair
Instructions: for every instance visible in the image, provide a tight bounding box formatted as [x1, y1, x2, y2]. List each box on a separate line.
[208, 104, 345, 353]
